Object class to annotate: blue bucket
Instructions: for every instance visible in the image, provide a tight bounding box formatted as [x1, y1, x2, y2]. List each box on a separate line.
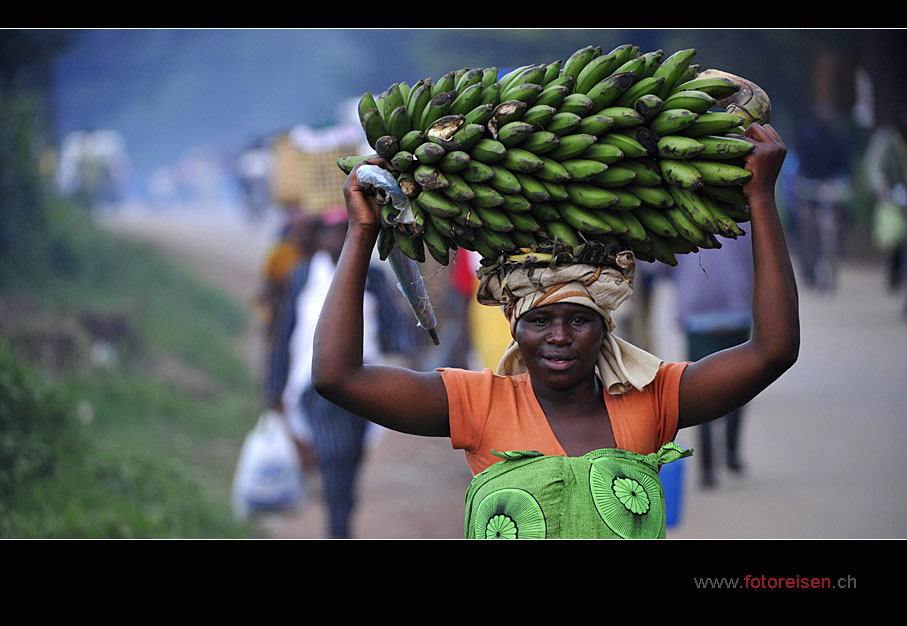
[661, 449, 688, 528]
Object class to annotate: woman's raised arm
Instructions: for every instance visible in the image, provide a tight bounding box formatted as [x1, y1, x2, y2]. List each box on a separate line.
[677, 123, 800, 429]
[311, 158, 451, 437]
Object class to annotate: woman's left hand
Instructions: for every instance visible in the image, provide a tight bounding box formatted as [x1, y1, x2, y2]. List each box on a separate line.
[741, 123, 787, 201]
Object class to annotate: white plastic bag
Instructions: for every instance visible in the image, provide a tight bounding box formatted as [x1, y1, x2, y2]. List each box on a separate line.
[230, 410, 306, 520]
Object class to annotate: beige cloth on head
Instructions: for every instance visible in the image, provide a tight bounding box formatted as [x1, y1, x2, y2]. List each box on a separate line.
[475, 251, 664, 395]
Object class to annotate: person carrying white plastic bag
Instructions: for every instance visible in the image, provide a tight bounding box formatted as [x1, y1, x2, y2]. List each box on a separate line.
[231, 410, 306, 520]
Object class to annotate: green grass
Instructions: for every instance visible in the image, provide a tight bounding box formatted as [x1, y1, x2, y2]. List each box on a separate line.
[0, 200, 267, 538]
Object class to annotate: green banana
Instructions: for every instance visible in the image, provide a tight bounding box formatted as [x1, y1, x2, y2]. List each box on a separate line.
[590, 165, 637, 187]
[595, 106, 645, 129]
[416, 189, 462, 218]
[669, 187, 720, 234]
[671, 75, 741, 99]
[501, 147, 545, 173]
[609, 43, 640, 68]
[420, 90, 456, 131]
[496, 121, 536, 147]
[665, 203, 709, 246]
[520, 130, 561, 155]
[502, 82, 544, 106]
[475, 226, 518, 253]
[492, 100, 528, 126]
[557, 201, 615, 235]
[534, 83, 571, 109]
[699, 193, 746, 237]
[414, 141, 447, 164]
[376, 226, 396, 261]
[681, 111, 742, 137]
[421, 215, 451, 265]
[566, 182, 620, 209]
[449, 83, 485, 116]
[558, 93, 595, 116]
[660, 158, 704, 189]
[406, 81, 433, 127]
[619, 158, 662, 186]
[615, 76, 665, 108]
[473, 205, 515, 232]
[694, 135, 755, 159]
[598, 131, 649, 158]
[392, 227, 425, 263]
[634, 94, 664, 121]
[374, 135, 399, 158]
[470, 182, 507, 207]
[502, 192, 533, 213]
[688, 160, 753, 186]
[542, 60, 562, 85]
[652, 48, 697, 98]
[337, 153, 376, 175]
[534, 156, 572, 182]
[657, 135, 706, 159]
[609, 189, 644, 211]
[546, 133, 598, 161]
[387, 105, 411, 140]
[399, 129, 425, 153]
[560, 45, 598, 81]
[545, 111, 583, 136]
[541, 181, 569, 203]
[361, 108, 390, 149]
[451, 123, 485, 151]
[586, 72, 636, 110]
[488, 164, 523, 195]
[626, 184, 674, 208]
[542, 220, 584, 248]
[647, 108, 700, 135]
[644, 231, 678, 265]
[577, 113, 617, 136]
[462, 160, 496, 183]
[522, 104, 558, 129]
[432, 70, 457, 96]
[529, 201, 562, 223]
[634, 205, 680, 238]
[661, 89, 716, 113]
[574, 51, 619, 95]
[561, 158, 608, 181]
[514, 172, 552, 203]
[699, 184, 749, 206]
[440, 172, 476, 202]
[482, 67, 499, 87]
[638, 49, 665, 79]
[510, 229, 540, 249]
[607, 209, 649, 243]
[390, 150, 414, 172]
[437, 150, 471, 173]
[580, 142, 624, 164]
[469, 138, 508, 163]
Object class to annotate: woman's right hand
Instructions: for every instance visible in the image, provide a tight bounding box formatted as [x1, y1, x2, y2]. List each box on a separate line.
[342, 157, 390, 232]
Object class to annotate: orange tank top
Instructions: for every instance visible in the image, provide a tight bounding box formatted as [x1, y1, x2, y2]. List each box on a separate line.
[439, 362, 689, 475]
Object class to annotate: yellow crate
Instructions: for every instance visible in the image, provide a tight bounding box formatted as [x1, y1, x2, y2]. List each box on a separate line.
[270, 133, 357, 214]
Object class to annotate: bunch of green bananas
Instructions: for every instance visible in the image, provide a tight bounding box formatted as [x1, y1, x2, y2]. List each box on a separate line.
[338, 43, 764, 268]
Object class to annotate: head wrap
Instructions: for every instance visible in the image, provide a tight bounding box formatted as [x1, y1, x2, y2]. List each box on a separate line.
[475, 251, 663, 395]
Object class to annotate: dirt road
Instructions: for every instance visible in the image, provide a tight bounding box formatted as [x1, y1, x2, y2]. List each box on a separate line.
[102, 205, 907, 539]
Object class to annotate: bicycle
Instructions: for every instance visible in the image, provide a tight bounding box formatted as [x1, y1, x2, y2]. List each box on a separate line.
[792, 175, 850, 293]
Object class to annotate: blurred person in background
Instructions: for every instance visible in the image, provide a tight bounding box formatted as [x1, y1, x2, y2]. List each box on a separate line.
[791, 99, 853, 290]
[672, 236, 754, 488]
[263, 207, 419, 538]
[863, 112, 907, 297]
[257, 208, 319, 343]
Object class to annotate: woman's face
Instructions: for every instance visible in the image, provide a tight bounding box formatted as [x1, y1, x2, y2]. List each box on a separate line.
[514, 302, 605, 391]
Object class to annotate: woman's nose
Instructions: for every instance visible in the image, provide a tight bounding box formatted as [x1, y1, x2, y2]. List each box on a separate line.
[546, 320, 572, 344]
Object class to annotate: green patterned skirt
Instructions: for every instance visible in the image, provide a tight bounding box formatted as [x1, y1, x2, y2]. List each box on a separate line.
[464, 442, 692, 539]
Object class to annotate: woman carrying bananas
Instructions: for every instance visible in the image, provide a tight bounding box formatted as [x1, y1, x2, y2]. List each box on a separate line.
[312, 123, 798, 539]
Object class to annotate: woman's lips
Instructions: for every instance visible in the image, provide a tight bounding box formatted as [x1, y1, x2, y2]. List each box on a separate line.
[541, 355, 576, 370]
